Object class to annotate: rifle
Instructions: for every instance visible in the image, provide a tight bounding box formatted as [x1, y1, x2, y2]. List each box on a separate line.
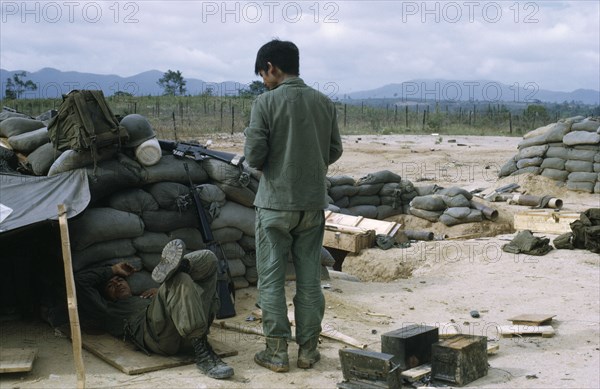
[160, 139, 244, 166]
[184, 162, 236, 319]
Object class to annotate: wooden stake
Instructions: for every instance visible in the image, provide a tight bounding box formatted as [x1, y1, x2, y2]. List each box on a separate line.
[58, 204, 86, 389]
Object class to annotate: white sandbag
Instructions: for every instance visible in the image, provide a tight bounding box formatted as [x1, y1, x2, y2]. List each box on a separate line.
[7, 127, 49, 153]
[0, 117, 45, 138]
[563, 131, 600, 146]
[47, 146, 119, 176]
[516, 144, 548, 160]
[571, 118, 600, 132]
[516, 157, 543, 169]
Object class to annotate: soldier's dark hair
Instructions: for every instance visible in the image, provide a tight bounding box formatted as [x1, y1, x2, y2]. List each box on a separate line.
[254, 39, 300, 76]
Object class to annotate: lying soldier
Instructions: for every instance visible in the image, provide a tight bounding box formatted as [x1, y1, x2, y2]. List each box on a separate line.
[74, 239, 233, 380]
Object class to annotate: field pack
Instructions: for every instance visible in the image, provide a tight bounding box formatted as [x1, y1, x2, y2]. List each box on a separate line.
[48, 90, 128, 154]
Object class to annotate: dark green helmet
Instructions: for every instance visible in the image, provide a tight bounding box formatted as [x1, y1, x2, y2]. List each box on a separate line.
[120, 114, 156, 147]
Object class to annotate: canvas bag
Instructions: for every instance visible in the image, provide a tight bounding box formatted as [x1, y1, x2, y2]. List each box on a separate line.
[48, 90, 128, 153]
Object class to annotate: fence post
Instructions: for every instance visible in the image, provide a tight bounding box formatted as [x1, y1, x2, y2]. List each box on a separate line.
[231, 105, 235, 135]
[343, 104, 347, 128]
[509, 112, 513, 134]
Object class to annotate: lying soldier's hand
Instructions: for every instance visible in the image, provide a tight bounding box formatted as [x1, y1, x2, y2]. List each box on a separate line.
[140, 288, 158, 299]
[111, 262, 136, 277]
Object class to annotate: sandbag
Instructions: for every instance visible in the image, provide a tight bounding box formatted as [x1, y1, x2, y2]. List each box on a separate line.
[545, 146, 569, 159]
[240, 251, 256, 267]
[523, 123, 555, 139]
[594, 163, 600, 173]
[168, 227, 206, 250]
[142, 155, 209, 184]
[146, 182, 190, 211]
[202, 158, 245, 186]
[510, 167, 541, 176]
[567, 148, 599, 162]
[571, 118, 600, 132]
[517, 157, 543, 169]
[334, 196, 350, 208]
[540, 158, 565, 170]
[140, 252, 162, 272]
[499, 157, 518, 177]
[238, 235, 255, 251]
[517, 144, 548, 160]
[216, 182, 255, 208]
[72, 239, 137, 272]
[518, 133, 547, 149]
[566, 181, 595, 193]
[141, 209, 198, 232]
[543, 122, 571, 143]
[379, 195, 402, 208]
[436, 187, 473, 200]
[328, 175, 355, 186]
[356, 183, 385, 196]
[245, 266, 258, 284]
[440, 194, 471, 208]
[409, 207, 443, 222]
[348, 195, 380, 207]
[47, 146, 119, 176]
[347, 205, 378, 219]
[563, 131, 600, 146]
[541, 168, 569, 181]
[215, 242, 246, 261]
[444, 207, 472, 219]
[127, 270, 160, 295]
[27, 142, 59, 176]
[7, 127, 49, 153]
[379, 182, 402, 196]
[414, 184, 441, 196]
[133, 231, 171, 253]
[410, 195, 447, 212]
[212, 227, 244, 243]
[321, 247, 335, 267]
[233, 276, 250, 290]
[69, 207, 145, 251]
[329, 185, 359, 201]
[0, 111, 30, 122]
[376, 204, 403, 219]
[210, 201, 255, 236]
[565, 160, 594, 173]
[568, 172, 598, 183]
[0, 117, 45, 138]
[108, 188, 159, 215]
[356, 170, 401, 185]
[86, 155, 144, 203]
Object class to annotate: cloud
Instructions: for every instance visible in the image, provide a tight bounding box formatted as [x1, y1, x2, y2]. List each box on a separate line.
[1, 0, 598, 93]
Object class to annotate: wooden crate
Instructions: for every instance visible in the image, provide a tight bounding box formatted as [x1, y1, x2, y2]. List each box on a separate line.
[431, 335, 488, 386]
[513, 210, 580, 235]
[323, 211, 401, 253]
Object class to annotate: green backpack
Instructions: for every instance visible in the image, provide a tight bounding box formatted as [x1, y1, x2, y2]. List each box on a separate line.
[48, 90, 129, 153]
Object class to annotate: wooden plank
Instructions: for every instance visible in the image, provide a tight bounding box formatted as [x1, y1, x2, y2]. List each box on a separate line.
[507, 314, 556, 326]
[0, 348, 38, 373]
[498, 325, 555, 338]
[514, 210, 580, 235]
[81, 332, 236, 375]
[58, 204, 86, 389]
[400, 363, 431, 382]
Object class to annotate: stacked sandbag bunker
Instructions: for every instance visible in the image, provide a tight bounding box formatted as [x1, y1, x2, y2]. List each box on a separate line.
[499, 116, 600, 194]
[0, 110, 335, 290]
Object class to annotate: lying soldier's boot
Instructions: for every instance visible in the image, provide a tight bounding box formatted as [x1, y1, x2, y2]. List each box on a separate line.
[191, 336, 234, 379]
[152, 239, 186, 283]
[254, 337, 289, 372]
[297, 337, 320, 369]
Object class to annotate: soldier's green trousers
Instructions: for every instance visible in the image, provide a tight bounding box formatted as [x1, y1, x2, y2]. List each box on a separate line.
[143, 250, 219, 355]
[255, 208, 325, 345]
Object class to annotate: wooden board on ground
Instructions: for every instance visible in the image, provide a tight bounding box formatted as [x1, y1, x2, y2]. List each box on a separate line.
[507, 314, 556, 326]
[498, 325, 555, 338]
[0, 348, 38, 373]
[513, 210, 580, 235]
[81, 332, 237, 375]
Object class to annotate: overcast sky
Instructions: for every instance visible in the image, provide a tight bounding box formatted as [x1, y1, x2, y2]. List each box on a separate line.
[1, 0, 599, 96]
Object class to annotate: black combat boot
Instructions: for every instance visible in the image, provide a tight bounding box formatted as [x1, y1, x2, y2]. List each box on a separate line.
[254, 337, 289, 372]
[297, 337, 320, 369]
[191, 336, 234, 379]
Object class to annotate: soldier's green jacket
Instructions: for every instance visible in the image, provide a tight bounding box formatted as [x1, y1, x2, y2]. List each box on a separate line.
[244, 77, 343, 210]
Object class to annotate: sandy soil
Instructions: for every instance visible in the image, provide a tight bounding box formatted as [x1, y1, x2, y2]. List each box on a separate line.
[1, 134, 599, 389]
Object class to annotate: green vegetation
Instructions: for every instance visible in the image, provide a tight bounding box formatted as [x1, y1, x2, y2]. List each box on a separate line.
[2, 94, 598, 141]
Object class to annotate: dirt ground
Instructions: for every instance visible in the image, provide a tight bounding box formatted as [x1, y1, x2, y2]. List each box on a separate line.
[1, 134, 599, 389]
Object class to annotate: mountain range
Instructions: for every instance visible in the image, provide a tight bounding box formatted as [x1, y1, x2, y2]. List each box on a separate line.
[1, 68, 598, 105]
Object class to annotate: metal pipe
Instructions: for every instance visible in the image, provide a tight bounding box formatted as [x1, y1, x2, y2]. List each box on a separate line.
[404, 230, 435, 241]
[470, 200, 499, 221]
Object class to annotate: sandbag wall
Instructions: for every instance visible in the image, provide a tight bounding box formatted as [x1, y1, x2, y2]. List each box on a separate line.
[499, 116, 600, 194]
